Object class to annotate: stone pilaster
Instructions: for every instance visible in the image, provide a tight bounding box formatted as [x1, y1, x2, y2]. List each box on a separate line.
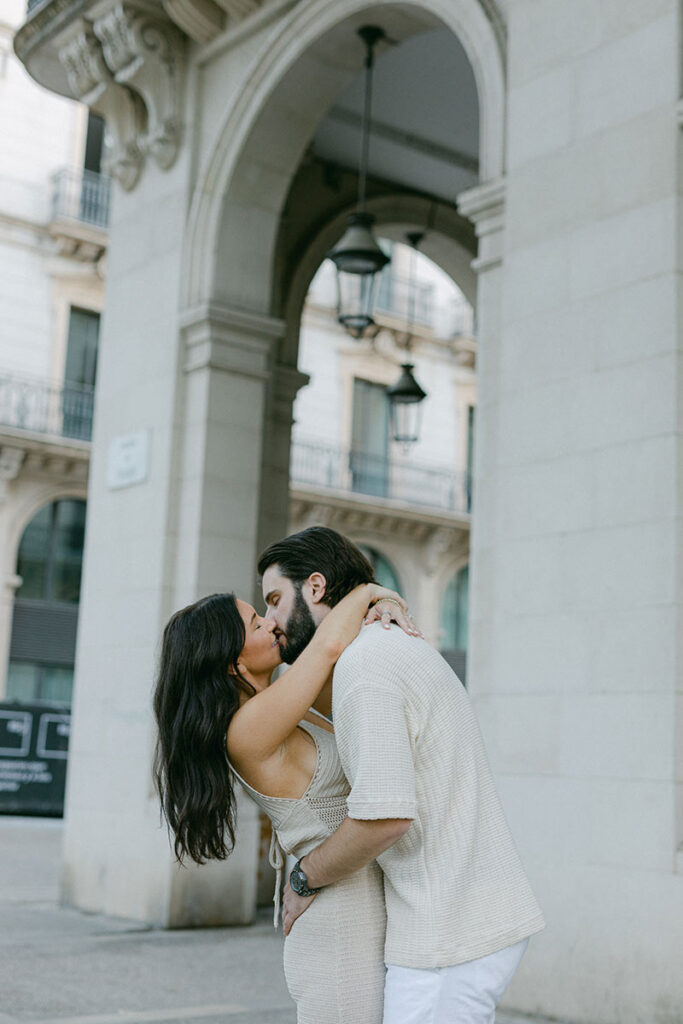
[456, 178, 505, 699]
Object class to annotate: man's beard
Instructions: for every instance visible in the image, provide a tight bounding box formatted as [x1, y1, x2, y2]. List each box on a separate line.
[280, 585, 317, 664]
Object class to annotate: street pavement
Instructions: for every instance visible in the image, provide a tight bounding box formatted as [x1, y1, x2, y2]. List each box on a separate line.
[2, 818, 557, 1024]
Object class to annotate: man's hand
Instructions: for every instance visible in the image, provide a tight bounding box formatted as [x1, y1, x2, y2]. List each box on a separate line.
[282, 880, 316, 936]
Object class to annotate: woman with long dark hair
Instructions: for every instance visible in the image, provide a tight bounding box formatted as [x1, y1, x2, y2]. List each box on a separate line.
[153, 581, 416, 1024]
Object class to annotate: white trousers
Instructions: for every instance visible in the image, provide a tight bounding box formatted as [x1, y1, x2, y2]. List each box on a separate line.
[382, 938, 529, 1024]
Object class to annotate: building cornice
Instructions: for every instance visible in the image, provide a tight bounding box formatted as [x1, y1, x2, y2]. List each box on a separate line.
[290, 484, 471, 537]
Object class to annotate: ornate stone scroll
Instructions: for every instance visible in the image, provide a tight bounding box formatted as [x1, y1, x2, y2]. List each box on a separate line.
[59, 22, 145, 190]
[93, 3, 185, 171]
[56, 4, 184, 189]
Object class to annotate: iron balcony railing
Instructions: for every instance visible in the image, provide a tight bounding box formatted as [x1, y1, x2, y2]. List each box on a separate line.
[0, 376, 94, 442]
[50, 168, 111, 230]
[375, 270, 433, 326]
[290, 438, 471, 515]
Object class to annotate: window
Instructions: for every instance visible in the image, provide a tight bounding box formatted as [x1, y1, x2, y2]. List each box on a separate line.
[83, 113, 105, 175]
[65, 308, 99, 389]
[7, 501, 86, 706]
[466, 405, 475, 512]
[16, 500, 86, 604]
[440, 565, 469, 682]
[350, 378, 390, 497]
[6, 662, 73, 706]
[358, 545, 401, 592]
[63, 308, 99, 440]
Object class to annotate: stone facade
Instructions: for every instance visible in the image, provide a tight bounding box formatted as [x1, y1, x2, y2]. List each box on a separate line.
[8, 0, 683, 1021]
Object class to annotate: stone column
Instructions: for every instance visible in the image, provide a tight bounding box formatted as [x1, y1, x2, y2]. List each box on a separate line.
[456, 178, 506, 700]
[466, 5, 683, 1020]
[57, 140, 302, 925]
[257, 362, 310, 567]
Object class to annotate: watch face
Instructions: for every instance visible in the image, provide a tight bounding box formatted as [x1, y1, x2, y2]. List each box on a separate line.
[292, 868, 305, 893]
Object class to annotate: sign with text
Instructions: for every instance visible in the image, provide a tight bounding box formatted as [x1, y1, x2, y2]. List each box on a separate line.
[0, 703, 70, 816]
[107, 429, 150, 490]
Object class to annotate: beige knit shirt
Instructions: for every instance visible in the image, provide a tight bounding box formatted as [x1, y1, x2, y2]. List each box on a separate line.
[333, 625, 545, 968]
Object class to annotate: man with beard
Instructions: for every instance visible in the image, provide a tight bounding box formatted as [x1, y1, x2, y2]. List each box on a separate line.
[258, 525, 544, 1024]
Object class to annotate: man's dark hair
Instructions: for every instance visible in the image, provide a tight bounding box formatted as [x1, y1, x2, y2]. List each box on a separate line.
[258, 526, 376, 608]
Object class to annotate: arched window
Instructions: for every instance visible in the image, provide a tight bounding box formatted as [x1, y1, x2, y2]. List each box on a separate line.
[358, 545, 401, 593]
[440, 564, 469, 682]
[6, 500, 86, 705]
[16, 500, 86, 603]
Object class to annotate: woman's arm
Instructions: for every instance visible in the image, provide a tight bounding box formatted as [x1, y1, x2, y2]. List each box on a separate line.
[227, 584, 413, 762]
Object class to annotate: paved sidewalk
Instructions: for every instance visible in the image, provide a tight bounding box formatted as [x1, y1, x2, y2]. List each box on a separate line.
[2, 818, 557, 1024]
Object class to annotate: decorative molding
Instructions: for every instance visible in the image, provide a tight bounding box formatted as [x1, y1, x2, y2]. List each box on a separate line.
[58, 20, 145, 189]
[457, 177, 506, 272]
[457, 177, 505, 234]
[93, 3, 185, 171]
[213, 0, 262, 20]
[162, 0, 224, 44]
[271, 364, 310, 427]
[477, 0, 508, 68]
[181, 303, 285, 378]
[2, 574, 23, 596]
[325, 106, 479, 177]
[452, 334, 477, 369]
[0, 447, 26, 501]
[289, 487, 470, 544]
[54, 3, 185, 188]
[424, 527, 454, 575]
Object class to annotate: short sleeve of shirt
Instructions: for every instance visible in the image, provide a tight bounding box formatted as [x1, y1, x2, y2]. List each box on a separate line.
[334, 678, 417, 821]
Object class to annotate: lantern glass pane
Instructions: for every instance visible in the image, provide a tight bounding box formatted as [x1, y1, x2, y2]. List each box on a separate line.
[336, 267, 380, 339]
[390, 397, 423, 445]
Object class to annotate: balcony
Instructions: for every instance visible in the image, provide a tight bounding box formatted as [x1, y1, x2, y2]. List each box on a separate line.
[290, 438, 471, 516]
[0, 376, 94, 443]
[375, 271, 433, 328]
[49, 168, 110, 260]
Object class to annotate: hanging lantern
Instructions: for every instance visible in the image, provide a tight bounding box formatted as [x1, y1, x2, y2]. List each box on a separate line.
[387, 231, 428, 445]
[329, 26, 389, 339]
[329, 212, 389, 337]
[387, 363, 427, 445]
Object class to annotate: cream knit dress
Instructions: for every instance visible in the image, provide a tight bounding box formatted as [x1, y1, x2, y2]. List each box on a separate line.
[229, 714, 386, 1024]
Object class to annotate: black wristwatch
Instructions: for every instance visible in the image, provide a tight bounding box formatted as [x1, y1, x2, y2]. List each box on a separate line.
[290, 858, 322, 897]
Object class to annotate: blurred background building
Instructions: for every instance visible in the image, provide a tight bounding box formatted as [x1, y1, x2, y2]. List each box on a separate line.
[2, 0, 682, 1022]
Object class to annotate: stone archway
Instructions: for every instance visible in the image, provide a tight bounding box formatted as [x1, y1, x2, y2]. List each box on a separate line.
[52, 0, 508, 933]
[181, 0, 506, 586]
[184, 0, 506, 316]
[276, 191, 477, 368]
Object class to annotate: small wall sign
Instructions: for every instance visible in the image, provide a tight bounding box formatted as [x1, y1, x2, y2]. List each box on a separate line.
[107, 430, 150, 490]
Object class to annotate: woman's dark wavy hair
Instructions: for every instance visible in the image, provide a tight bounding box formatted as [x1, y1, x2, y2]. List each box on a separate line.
[153, 593, 254, 865]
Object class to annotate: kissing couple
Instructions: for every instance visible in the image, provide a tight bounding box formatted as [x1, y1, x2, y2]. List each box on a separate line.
[154, 526, 544, 1023]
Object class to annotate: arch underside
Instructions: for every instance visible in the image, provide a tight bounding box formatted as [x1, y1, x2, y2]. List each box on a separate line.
[185, 0, 506, 345]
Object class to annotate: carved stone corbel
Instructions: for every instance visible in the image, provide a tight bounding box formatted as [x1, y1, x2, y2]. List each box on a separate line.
[0, 447, 25, 502]
[424, 527, 454, 575]
[94, 3, 185, 171]
[58, 22, 144, 190]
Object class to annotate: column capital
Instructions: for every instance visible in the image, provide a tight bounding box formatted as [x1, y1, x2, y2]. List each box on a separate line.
[270, 363, 310, 427]
[180, 302, 285, 379]
[457, 177, 506, 272]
